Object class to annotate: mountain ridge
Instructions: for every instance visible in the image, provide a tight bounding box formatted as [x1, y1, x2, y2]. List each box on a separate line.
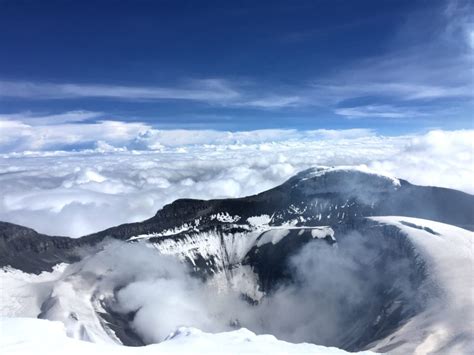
[1, 167, 473, 274]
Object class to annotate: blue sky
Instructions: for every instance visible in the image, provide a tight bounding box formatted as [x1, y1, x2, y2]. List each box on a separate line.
[0, 0, 473, 135]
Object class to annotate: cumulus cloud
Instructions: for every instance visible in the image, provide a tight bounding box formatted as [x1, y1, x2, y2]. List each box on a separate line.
[0, 112, 378, 153]
[0, 118, 149, 152]
[369, 130, 474, 193]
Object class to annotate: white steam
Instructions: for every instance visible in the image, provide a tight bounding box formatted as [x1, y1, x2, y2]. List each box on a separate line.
[58, 236, 425, 349]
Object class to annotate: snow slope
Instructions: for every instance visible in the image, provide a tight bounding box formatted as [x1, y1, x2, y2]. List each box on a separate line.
[0, 317, 376, 355]
[368, 217, 474, 354]
[0, 264, 66, 317]
[293, 166, 401, 187]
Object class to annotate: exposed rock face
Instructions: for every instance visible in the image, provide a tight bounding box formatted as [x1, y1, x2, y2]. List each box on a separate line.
[0, 221, 80, 273]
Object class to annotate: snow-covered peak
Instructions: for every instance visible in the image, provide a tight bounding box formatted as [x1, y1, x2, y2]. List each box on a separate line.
[284, 166, 401, 200]
[292, 166, 401, 187]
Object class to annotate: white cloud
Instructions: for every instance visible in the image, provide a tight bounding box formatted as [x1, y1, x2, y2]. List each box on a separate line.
[0, 79, 240, 102]
[0, 118, 149, 151]
[0, 110, 103, 125]
[0, 3, 471, 121]
[313, 82, 472, 104]
[238, 96, 302, 109]
[0, 129, 472, 237]
[309, 1, 474, 117]
[334, 105, 425, 119]
[0, 78, 309, 110]
[0, 114, 376, 153]
[369, 130, 474, 191]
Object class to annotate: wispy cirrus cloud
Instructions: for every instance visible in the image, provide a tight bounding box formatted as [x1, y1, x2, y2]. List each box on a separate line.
[0, 110, 103, 125]
[334, 105, 426, 119]
[313, 82, 473, 104]
[0, 79, 307, 110]
[238, 96, 303, 109]
[0, 3, 471, 121]
[0, 79, 240, 102]
[316, 0, 474, 118]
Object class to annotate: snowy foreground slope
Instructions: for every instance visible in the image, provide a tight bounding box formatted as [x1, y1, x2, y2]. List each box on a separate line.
[0, 167, 473, 354]
[1, 216, 472, 354]
[0, 318, 375, 355]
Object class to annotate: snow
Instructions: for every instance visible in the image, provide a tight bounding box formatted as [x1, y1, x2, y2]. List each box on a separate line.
[255, 226, 335, 247]
[37, 276, 119, 344]
[368, 216, 474, 354]
[128, 223, 195, 241]
[256, 229, 290, 247]
[0, 264, 67, 318]
[247, 214, 273, 227]
[297, 166, 401, 187]
[152, 230, 262, 269]
[0, 317, 376, 355]
[311, 227, 335, 241]
[211, 212, 241, 223]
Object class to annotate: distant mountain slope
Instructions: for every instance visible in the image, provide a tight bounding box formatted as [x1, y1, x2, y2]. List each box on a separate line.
[0, 221, 79, 273]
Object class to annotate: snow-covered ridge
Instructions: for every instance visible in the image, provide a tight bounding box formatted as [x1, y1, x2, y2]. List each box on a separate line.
[128, 223, 197, 241]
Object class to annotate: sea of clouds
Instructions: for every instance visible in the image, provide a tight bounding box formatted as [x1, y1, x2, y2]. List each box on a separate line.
[0, 128, 472, 237]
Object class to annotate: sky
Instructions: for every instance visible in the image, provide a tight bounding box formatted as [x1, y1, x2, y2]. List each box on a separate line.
[0, 1, 473, 236]
[0, 0, 473, 151]
[1, 3, 473, 353]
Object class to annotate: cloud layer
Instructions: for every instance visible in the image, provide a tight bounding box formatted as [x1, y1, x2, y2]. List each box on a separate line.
[0, 129, 471, 237]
